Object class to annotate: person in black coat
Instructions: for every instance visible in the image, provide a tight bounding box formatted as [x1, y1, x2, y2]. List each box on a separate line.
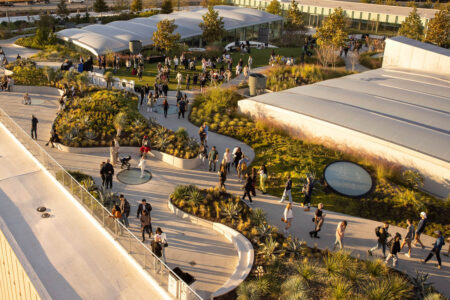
[137, 198, 152, 218]
[31, 115, 38, 140]
[241, 173, 253, 203]
[101, 159, 114, 189]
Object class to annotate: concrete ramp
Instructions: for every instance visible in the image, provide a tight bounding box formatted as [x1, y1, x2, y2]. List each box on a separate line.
[0, 124, 166, 300]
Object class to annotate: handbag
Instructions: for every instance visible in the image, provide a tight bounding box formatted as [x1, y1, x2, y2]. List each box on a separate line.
[163, 242, 168, 248]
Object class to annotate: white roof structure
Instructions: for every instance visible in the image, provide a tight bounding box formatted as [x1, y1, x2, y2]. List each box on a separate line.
[56, 6, 283, 56]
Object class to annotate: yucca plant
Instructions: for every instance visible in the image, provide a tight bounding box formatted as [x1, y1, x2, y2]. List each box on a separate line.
[187, 189, 203, 208]
[284, 237, 306, 260]
[386, 274, 414, 300]
[280, 275, 309, 300]
[250, 208, 267, 227]
[364, 259, 388, 278]
[80, 177, 95, 192]
[220, 202, 242, 222]
[411, 271, 433, 300]
[329, 278, 353, 300]
[258, 235, 281, 262]
[256, 223, 274, 241]
[296, 259, 319, 285]
[236, 280, 260, 300]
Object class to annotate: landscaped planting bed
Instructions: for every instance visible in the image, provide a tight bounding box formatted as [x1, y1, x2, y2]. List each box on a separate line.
[359, 51, 383, 69]
[54, 90, 198, 159]
[189, 88, 450, 237]
[170, 185, 427, 300]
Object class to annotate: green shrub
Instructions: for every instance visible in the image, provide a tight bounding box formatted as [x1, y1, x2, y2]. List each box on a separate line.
[359, 51, 383, 69]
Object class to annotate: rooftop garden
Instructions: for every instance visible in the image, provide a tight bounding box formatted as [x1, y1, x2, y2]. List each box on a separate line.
[53, 89, 198, 159]
[189, 88, 450, 237]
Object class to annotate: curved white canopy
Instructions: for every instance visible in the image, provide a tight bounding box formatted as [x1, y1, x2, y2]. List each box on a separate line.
[56, 6, 282, 56]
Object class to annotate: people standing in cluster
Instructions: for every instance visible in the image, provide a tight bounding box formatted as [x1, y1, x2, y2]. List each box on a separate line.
[302, 176, 314, 211]
[208, 146, 219, 172]
[400, 219, 414, 257]
[242, 172, 253, 203]
[280, 175, 292, 203]
[119, 194, 130, 228]
[309, 203, 326, 238]
[102, 159, 114, 189]
[385, 233, 402, 267]
[368, 222, 390, 258]
[333, 220, 347, 250]
[414, 212, 427, 249]
[140, 210, 152, 242]
[31, 115, 38, 140]
[258, 165, 268, 194]
[422, 230, 445, 269]
[282, 203, 293, 236]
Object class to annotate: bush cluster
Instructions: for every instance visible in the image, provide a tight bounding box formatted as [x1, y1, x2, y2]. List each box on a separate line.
[54, 90, 199, 159]
[359, 51, 383, 69]
[189, 88, 449, 237]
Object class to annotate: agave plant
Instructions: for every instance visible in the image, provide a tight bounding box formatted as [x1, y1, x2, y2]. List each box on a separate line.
[256, 223, 274, 241]
[364, 259, 388, 278]
[153, 135, 171, 151]
[85, 130, 97, 140]
[250, 208, 267, 227]
[280, 276, 309, 300]
[411, 271, 433, 300]
[285, 237, 306, 259]
[171, 185, 197, 200]
[187, 189, 203, 207]
[70, 127, 80, 137]
[63, 132, 75, 144]
[220, 202, 242, 221]
[258, 235, 282, 262]
[324, 252, 353, 277]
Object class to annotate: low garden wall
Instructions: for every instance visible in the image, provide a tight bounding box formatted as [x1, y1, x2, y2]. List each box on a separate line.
[11, 85, 64, 96]
[56, 144, 200, 170]
[167, 198, 254, 299]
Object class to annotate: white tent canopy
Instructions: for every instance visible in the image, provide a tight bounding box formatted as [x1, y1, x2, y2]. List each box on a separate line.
[56, 6, 283, 56]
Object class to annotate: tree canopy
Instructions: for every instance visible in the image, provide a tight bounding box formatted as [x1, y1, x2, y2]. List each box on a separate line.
[398, 7, 424, 41]
[199, 6, 225, 44]
[161, 0, 173, 14]
[94, 0, 109, 13]
[152, 19, 181, 53]
[130, 0, 142, 12]
[266, 0, 282, 16]
[424, 8, 449, 47]
[113, 0, 129, 11]
[57, 0, 69, 18]
[285, 0, 304, 32]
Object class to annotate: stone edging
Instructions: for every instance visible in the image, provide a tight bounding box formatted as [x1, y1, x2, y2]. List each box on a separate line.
[55, 144, 200, 170]
[167, 198, 254, 299]
[11, 85, 64, 96]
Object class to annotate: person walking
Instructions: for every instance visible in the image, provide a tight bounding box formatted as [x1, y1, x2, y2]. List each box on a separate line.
[119, 194, 130, 228]
[178, 97, 186, 119]
[250, 167, 257, 196]
[155, 227, 168, 262]
[385, 233, 402, 267]
[258, 165, 268, 194]
[280, 175, 293, 203]
[223, 148, 232, 173]
[302, 176, 314, 211]
[140, 210, 152, 242]
[102, 159, 114, 189]
[333, 220, 347, 250]
[137, 198, 152, 218]
[309, 203, 326, 238]
[162, 98, 169, 118]
[100, 162, 106, 186]
[199, 144, 208, 169]
[208, 146, 219, 172]
[400, 219, 415, 258]
[219, 163, 227, 190]
[242, 173, 253, 203]
[232, 147, 242, 171]
[176, 72, 182, 89]
[202, 122, 209, 147]
[138, 156, 147, 178]
[282, 203, 293, 236]
[414, 212, 427, 249]
[368, 222, 390, 258]
[422, 230, 445, 269]
[31, 115, 38, 140]
[237, 155, 249, 182]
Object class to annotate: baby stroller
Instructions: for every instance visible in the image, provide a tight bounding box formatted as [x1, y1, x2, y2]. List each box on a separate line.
[120, 155, 131, 170]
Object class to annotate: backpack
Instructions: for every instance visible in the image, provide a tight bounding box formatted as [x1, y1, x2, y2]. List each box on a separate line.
[375, 226, 381, 237]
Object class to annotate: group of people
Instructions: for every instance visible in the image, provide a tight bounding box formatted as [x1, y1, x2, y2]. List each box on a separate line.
[0, 75, 13, 92]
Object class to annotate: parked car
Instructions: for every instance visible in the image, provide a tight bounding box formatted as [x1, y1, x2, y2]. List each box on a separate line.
[0, 2, 15, 6]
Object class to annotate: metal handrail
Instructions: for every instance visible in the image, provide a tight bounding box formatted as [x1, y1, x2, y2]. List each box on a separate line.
[0, 107, 203, 300]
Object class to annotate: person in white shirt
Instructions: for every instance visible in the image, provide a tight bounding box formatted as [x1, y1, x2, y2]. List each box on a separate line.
[333, 220, 348, 250]
[176, 72, 182, 89]
[173, 56, 179, 70]
[155, 227, 168, 262]
[222, 148, 232, 173]
[283, 203, 294, 236]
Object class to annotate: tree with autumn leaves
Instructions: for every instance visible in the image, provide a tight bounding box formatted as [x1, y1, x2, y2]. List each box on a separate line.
[152, 19, 181, 54]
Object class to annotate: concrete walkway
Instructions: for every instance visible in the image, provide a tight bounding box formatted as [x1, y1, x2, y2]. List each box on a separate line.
[0, 36, 39, 63]
[142, 91, 450, 297]
[0, 90, 237, 299]
[1, 87, 449, 297]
